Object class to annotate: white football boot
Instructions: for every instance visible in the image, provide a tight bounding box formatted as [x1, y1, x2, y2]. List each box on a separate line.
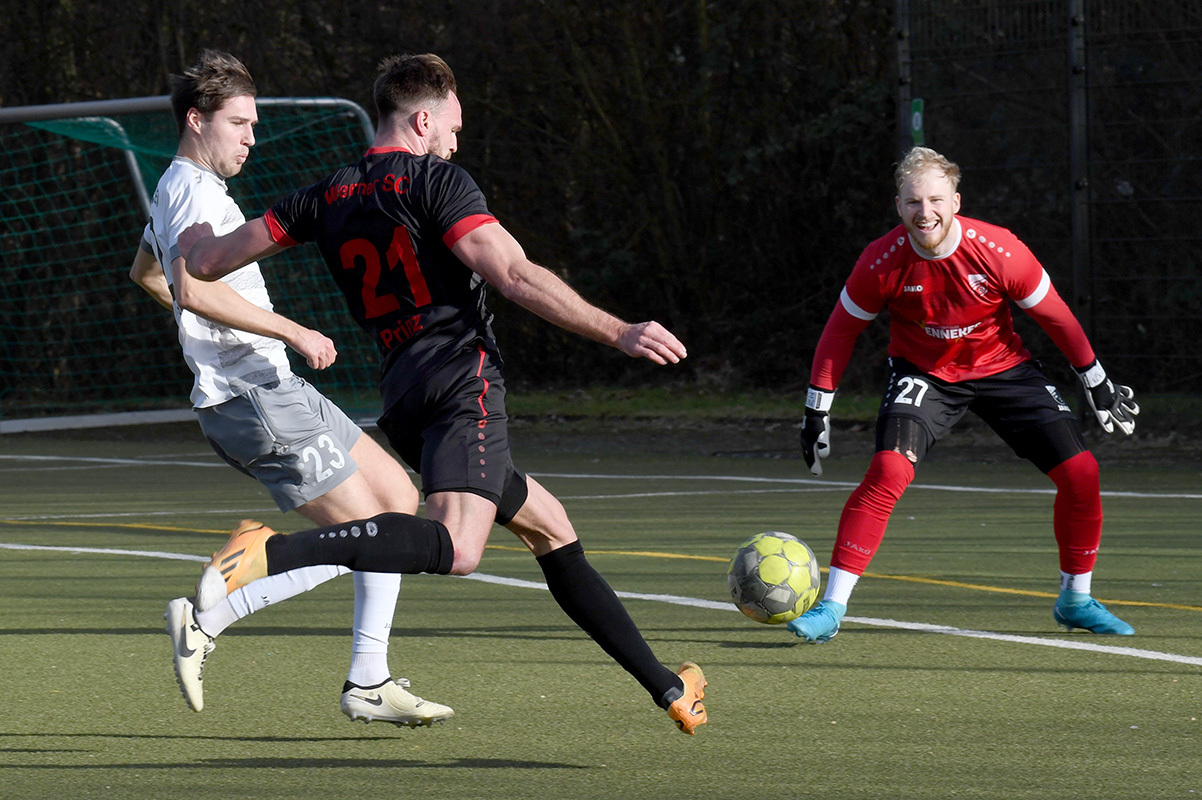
[340, 678, 454, 728]
[164, 596, 215, 711]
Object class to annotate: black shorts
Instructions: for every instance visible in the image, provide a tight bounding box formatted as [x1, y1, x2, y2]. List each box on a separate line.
[377, 341, 527, 523]
[876, 358, 1086, 471]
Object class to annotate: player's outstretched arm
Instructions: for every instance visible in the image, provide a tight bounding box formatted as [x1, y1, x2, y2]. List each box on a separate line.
[453, 223, 687, 365]
[180, 218, 284, 281]
[171, 255, 338, 370]
[800, 300, 874, 475]
[613, 320, 688, 365]
[129, 245, 174, 310]
[1018, 280, 1138, 435]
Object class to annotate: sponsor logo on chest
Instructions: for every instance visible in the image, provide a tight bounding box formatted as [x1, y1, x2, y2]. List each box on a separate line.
[923, 321, 983, 340]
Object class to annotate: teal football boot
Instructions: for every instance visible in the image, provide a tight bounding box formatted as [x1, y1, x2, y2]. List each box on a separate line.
[1053, 591, 1134, 635]
[787, 600, 847, 643]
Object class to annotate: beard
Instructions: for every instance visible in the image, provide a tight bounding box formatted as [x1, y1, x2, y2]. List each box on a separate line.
[907, 215, 954, 254]
[427, 130, 454, 160]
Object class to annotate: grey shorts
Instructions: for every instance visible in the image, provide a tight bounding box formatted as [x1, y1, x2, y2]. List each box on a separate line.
[197, 375, 362, 511]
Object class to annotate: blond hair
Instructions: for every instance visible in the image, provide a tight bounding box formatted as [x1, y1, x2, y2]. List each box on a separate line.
[894, 147, 961, 192]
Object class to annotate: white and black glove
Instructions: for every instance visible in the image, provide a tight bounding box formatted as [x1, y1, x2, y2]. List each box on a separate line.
[800, 386, 834, 476]
[1075, 358, 1139, 435]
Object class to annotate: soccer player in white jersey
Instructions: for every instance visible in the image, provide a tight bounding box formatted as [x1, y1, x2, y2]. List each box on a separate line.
[791, 146, 1140, 643]
[128, 49, 452, 726]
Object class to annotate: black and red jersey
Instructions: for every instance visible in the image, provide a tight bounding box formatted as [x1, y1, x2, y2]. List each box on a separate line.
[266, 147, 498, 380]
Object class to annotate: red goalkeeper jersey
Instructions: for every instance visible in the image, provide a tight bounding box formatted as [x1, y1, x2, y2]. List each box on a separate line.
[811, 216, 1095, 390]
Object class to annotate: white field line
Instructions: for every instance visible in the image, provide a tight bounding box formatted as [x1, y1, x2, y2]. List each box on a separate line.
[0, 454, 225, 470]
[0, 542, 209, 563]
[528, 472, 1202, 500]
[2, 508, 279, 522]
[0, 541, 1199, 668]
[1, 454, 1200, 500]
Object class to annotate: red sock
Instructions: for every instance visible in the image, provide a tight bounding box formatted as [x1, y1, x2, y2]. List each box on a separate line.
[830, 450, 915, 574]
[1048, 451, 1103, 574]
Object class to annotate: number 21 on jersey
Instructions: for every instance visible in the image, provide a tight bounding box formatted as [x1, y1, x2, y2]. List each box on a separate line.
[339, 225, 431, 318]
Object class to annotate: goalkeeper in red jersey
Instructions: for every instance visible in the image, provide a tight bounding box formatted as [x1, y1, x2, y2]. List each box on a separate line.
[791, 146, 1139, 643]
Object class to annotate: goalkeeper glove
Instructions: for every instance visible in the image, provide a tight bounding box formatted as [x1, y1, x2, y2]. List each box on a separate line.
[1075, 359, 1139, 435]
[801, 386, 834, 476]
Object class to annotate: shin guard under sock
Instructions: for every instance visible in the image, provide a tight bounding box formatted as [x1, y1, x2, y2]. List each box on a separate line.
[830, 450, 914, 574]
[536, 540, 680, 708]
[1048, 451, 1103, 574]
[266, 513, 454, 576]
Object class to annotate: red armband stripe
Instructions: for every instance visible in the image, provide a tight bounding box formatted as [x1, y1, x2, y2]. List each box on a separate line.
[264, 209, 299, 248]
[443, 214, 498, 249]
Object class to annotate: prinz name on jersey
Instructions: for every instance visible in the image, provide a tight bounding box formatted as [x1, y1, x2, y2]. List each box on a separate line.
[924, 321, 983, 340]
[324, 174, 410, 204]
[379, 314, 424, 350]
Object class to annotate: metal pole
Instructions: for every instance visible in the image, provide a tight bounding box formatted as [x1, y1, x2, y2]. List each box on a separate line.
[896, 0, 914, 159]
[0, 95, 172, 123]
[0, 95, 374, 219]
[1068, 0, 1091, 333]
[0, 96, 374, 140]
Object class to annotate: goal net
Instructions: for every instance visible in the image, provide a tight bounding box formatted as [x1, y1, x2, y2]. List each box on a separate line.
[0, 97, 381, 431]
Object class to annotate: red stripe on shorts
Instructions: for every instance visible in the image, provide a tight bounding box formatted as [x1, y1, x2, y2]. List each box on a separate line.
[474, 346, 490, 420]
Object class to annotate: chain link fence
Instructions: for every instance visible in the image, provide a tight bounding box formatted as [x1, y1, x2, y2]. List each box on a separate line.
[898, 0, 1201, 393]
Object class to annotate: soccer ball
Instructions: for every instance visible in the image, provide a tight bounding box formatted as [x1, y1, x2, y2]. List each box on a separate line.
[727, 531, 821, 624]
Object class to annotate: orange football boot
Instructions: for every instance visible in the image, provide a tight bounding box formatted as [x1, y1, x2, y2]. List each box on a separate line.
[210, 519, 276, 592]
[667, 661, 708, 735]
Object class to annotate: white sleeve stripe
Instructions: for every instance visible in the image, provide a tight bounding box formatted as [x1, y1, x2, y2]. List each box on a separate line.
[840, 287, 878, 321]
[1015, 269, 1051, 309]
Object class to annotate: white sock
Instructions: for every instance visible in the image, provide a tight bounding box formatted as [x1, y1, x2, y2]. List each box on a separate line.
[1060, 570, 1092, 596]
[348, 653, 390, 688]
[823, 566, 860, 606]
[194, 565, 349, 637]
[347, 571, 401, 687]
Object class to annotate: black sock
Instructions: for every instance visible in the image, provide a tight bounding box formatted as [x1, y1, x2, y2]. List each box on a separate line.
[536, 540, 682, 708]
[266, 512, 453, 575]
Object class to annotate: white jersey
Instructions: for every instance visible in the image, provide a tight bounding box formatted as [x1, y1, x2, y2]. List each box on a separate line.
[143, 156, 291, 407]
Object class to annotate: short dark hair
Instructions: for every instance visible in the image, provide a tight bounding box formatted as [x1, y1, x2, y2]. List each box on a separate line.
[373, 53, 457, 119]
[169, 49, 256, 137]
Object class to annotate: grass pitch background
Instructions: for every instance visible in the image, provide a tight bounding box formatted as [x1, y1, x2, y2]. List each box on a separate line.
[1, 419, 1199, 800]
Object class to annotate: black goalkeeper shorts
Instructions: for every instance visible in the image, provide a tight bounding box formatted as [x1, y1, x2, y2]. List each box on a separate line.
[875, 358, 1086, 471]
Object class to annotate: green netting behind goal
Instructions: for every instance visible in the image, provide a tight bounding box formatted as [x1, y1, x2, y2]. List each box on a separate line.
[0, 97, 381, 423]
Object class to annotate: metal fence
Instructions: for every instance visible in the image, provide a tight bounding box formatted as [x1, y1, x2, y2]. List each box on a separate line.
[897, 0, 1202, 392]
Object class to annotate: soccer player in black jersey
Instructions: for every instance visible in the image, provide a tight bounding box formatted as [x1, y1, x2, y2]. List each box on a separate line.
[179, 53, 707, 735]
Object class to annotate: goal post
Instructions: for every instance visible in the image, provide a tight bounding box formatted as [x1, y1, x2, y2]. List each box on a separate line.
[0, 96, 381, 432]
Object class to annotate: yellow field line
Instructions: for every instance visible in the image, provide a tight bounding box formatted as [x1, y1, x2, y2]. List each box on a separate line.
[0, 518, 229, 534]
[6, 518, 1200, 612]
[485, 542, 724, 562]
[486, 543, 1202, 612]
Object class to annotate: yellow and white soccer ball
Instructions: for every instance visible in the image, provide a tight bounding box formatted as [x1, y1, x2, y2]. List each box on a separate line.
[727, 531, 821, 624]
